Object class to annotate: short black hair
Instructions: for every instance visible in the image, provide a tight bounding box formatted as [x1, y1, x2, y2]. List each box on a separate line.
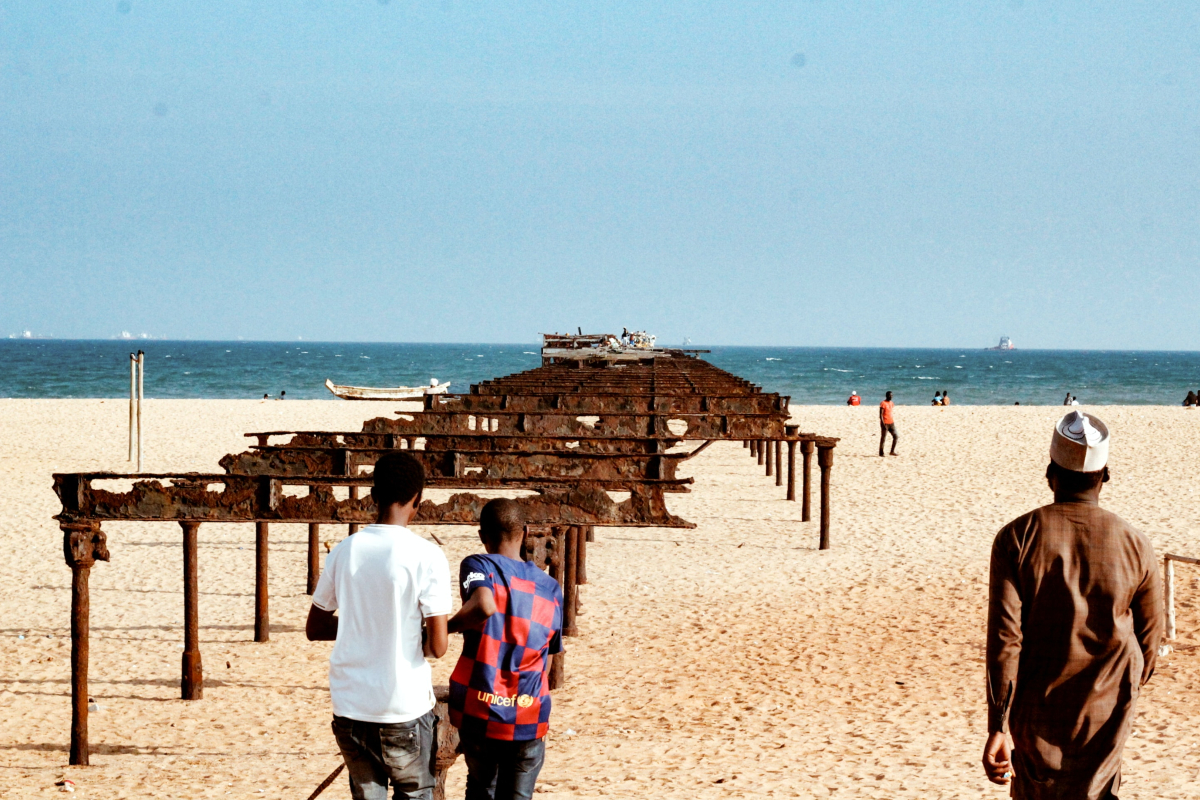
[479, 498, 524, 544]
[371, 452, 425, 508]
[885, 391, 893, 399]
[1046, 461, 1109, 494]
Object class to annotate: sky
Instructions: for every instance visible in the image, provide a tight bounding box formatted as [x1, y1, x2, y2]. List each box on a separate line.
[2, 2, 1199, 348]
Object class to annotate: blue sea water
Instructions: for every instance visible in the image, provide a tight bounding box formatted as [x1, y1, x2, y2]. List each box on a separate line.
[1, 340, 1198, 405]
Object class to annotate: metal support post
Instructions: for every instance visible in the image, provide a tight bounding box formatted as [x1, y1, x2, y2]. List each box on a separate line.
[181, 521, 203, 699]
[774, 440, 783, 486]
[307, 523, 321, 595]
[801, 440, 814, 522]
[562, 526, 579, 637]
[255, 522, 269, 642]
[818, 446, 834, 550]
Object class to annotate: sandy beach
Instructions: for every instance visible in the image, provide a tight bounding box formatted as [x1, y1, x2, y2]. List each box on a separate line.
[2, 399, 1200, 799]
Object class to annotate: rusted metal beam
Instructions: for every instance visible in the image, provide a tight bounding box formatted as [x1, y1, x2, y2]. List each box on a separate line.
[347, 486, 360, 535]
[223, 447, 696, 485]
[307, 523, 320, 595]
[255, 522, 269, 643]
[62, 522, 107, 766]
[818, 446, 834, 550]
[432, 393, 786, 415]
[54, 474, 695, 529]
[577, 525, 588, 585]
[801, 440, 814, 522]
[774, 440, 783, 487]
[181, 521, 203, 699]
[432, 685, 461, 800]
[785, 425, 799, 501]
[562, 526, 579, 637]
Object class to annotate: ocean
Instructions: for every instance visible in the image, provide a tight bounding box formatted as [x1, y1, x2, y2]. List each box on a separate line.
[1, 339, 1198, 405]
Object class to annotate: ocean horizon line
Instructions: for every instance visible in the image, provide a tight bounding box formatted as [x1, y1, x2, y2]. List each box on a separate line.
[5, 338, 1200, 355]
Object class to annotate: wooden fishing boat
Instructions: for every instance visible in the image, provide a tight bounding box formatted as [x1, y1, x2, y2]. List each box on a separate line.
[324, 378, 450, 401]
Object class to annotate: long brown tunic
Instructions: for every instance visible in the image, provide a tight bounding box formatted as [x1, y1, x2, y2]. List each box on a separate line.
[987, 500, 1162, 800]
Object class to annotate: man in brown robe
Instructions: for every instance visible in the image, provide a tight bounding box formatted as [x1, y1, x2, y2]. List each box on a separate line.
[983, 411, 1163, 799]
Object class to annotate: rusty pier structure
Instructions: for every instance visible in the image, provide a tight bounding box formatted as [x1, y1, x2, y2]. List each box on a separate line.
[53, 334, 837, 788]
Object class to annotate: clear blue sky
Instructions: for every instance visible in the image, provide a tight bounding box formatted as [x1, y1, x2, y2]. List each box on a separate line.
[2, 2, 1198, 348]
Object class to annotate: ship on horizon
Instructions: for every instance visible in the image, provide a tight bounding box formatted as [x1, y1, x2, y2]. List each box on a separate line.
[987, 336, 1015, 351]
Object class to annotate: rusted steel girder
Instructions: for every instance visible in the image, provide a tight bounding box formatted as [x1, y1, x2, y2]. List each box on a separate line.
[52, 342, 838, 773]
[221, 447, 691, 484]
[248, 433, 674, 455]
[428, 393, 786, 415]
[53, 473, 693, 528]
[357, 412, 785, 440]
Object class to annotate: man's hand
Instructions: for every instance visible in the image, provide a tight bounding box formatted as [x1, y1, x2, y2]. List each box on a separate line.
[982, 731, 1012, 785]
[306, 605, 338, 641]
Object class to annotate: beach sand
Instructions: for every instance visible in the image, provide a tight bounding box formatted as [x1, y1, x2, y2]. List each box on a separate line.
[2, 400, 1200, 799]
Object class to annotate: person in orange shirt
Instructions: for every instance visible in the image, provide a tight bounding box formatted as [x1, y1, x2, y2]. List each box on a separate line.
[847, 391, 861, 406]
[879, 391, 898, 457]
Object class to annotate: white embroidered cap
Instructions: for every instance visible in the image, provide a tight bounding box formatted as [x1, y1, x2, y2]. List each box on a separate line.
[1050, 410, 1110, 472]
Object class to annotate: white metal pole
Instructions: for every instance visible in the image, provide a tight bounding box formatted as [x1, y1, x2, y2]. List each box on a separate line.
[1165, 557, 1176, 641]
[136, 350, 144, 473]
[129, 354, 136, 461]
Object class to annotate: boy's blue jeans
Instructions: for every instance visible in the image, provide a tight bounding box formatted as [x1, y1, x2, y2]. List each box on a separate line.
[332, 710, 437, 800]
[459, 730, 546, 800]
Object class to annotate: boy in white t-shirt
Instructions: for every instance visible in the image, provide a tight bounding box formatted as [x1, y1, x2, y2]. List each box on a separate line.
[307, 452, 452, 800]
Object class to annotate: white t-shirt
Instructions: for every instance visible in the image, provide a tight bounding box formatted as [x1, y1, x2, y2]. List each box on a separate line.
[312, 524, 452, 723]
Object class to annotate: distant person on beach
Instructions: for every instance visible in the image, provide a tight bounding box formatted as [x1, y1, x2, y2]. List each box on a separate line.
[1184, 390, 1197, 407]
[278, 390, 286, 400]
[262, 393, 269, 401]
[306, 452, 452, 799]
[879, 391, 898, 457]
[1063, 392, 1072, 406]
[448, 499, 563, 800]
[932, 392, 942, 406]
[1070, 395, 1080, 406]
[982, 411, 1161, 799]
[941, 391, 950, 406]
[847, 391, 861, 406]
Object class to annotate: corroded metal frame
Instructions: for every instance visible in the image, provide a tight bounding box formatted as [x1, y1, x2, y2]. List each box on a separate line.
[52, 339, 837, 768]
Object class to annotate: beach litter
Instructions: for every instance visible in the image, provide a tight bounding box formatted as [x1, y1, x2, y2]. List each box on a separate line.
[55, 779, 75, 792]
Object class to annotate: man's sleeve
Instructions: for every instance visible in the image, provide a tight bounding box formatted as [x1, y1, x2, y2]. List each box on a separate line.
[419, 547, 453, 618]
[1132, 540, 1164, 686]
[546, 582, 565, 655]
[986, 526, 1022, 734]
[311, 547, 338, 612]
[458, 555, 494, 603]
